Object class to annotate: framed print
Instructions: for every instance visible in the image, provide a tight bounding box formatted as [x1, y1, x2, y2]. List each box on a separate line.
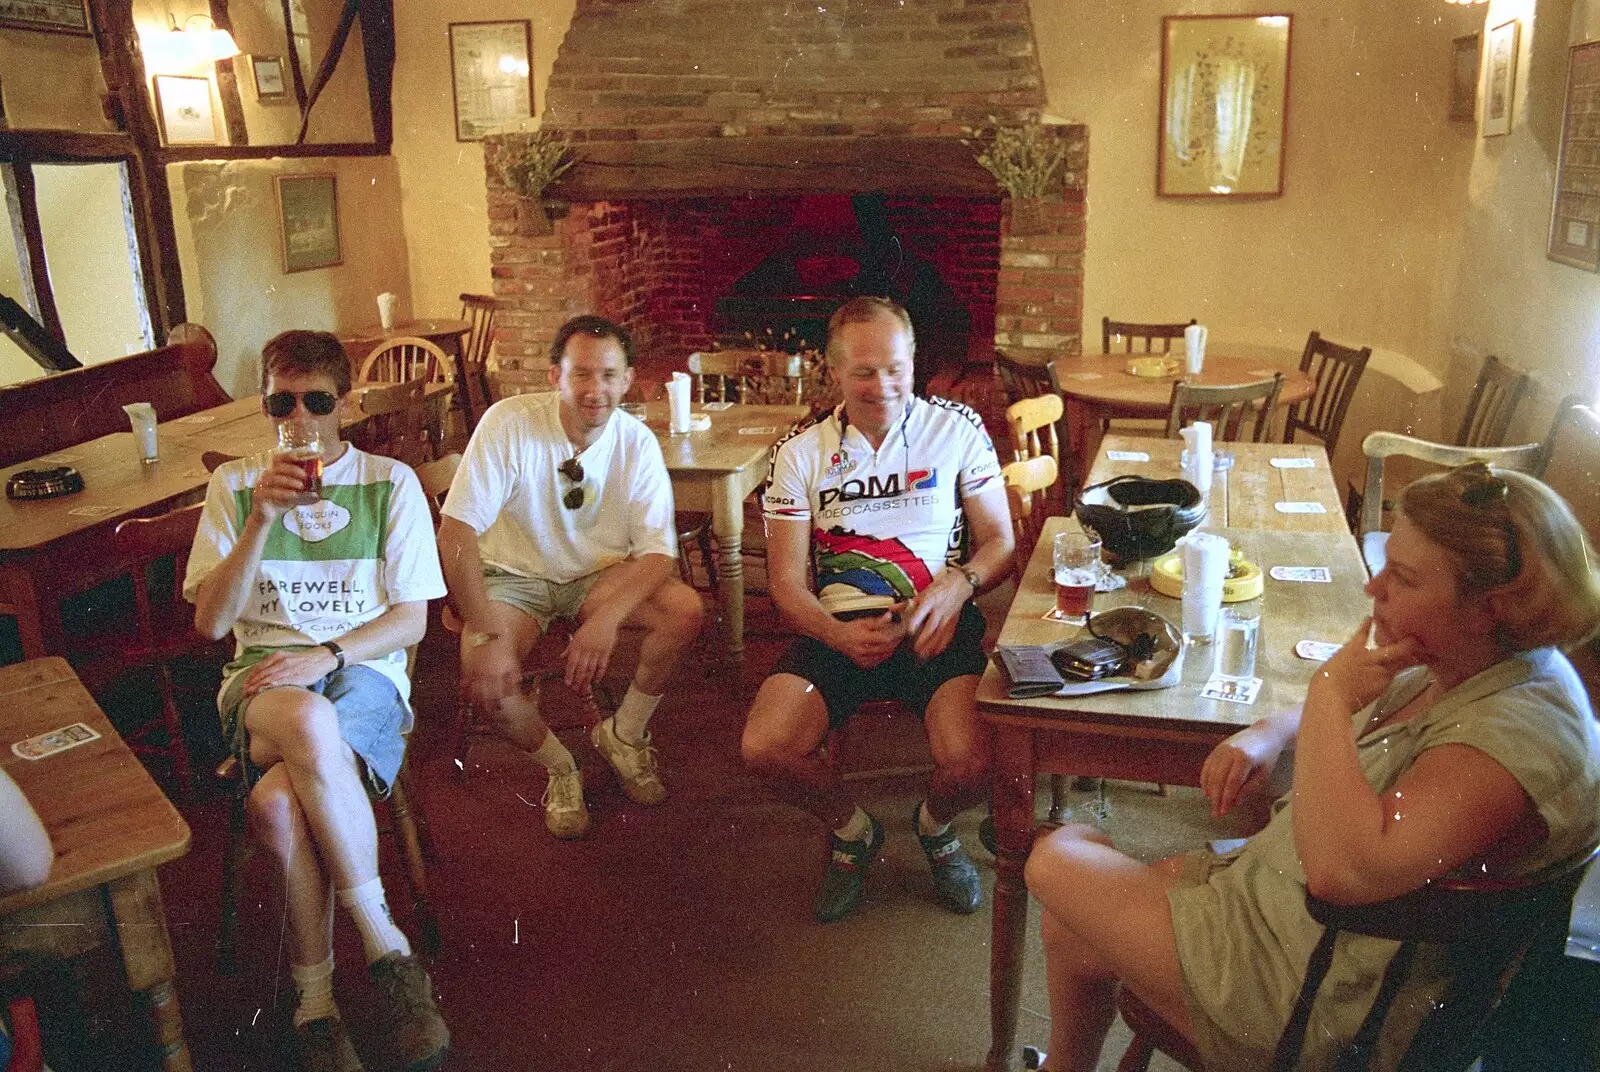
[250, 55, 287, 102]
[1548, 42, 1600, 270]
[0, 0, 90, 36]
[1449, 33, 1479, 122]
[274, 174, 343, 274]
[152, 75, 217, 146]
[1482, 18, 1520, 137]
[449, 20, 533, 141]
[1159, 14, 1292, 198]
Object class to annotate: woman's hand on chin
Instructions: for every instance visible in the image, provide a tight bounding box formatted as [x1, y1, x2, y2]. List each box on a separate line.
[1310, 616, 1423, 715]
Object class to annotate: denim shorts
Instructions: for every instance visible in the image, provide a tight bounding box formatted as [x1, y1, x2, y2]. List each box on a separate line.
[768, 601, 990, 729]
[482, 567, 601, 635]
[219, 650, 407, 798]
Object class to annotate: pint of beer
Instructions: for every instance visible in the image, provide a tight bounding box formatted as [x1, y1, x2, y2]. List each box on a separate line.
[275, 425, 324, 504]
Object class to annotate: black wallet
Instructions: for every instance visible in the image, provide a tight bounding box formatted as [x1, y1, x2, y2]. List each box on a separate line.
[994, 645, 1066, 699]
[1054, 636, 1129, 682]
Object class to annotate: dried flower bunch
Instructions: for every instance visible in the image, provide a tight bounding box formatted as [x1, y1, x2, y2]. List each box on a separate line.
[972, 123, 1066, 200]
[492, 130, 575, 199]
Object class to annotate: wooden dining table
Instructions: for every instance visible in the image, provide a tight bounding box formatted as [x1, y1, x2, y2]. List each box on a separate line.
[0, 657, 193, 1070]
[639, 400, 809, 662]
[977, 438, 1370, 1071]
[1050, 353, 1317, 480]
[0, 383, 453, 659]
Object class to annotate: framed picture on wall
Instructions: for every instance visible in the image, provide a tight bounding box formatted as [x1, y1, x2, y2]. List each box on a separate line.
[1548, 41, 1600, 270]
[274, 174, 343, 274]
[250, 55, 288, 102]
[152, 75, 217, 146]
[1158, 14, 1293, 197]
[1449, 33, 1479, 122]
[0, 0, 91, 36]
[1482, 18, 1520, 137]
[448, 20, 533, 141]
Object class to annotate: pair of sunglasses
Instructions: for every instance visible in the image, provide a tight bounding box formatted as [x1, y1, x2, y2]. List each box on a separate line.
[265, 391, 337, 418]
[559, 456, 585, 510]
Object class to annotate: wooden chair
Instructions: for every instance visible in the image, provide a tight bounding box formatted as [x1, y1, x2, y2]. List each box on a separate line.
[1535, 395, 1600, 543]
[1112, 848, 1598, 1072]
[1283, 331, 1372, 458]
[686, 349, 806, 405]
[457, 293, 501, 429]
[359, 335, 450, 386]
[75, 504, 213, 797]
[1007, 393, 1066, 514]
[994, 348, 1055, 406]
[1102, 317, 1195, 355]
[165, 321, 218, 359]
[352, 379, 429, 468]
[414, 452, 462, 525]
[1164, 373, 1284, 443]
[1356, 432, 1545, 576]
[1458, 355, 1530, 449]
[1002, 454, 1058, 590]
[200, 449, 238, 474]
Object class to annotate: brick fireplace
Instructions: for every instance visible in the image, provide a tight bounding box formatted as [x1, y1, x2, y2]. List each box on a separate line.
[484, 0, 1086, 402]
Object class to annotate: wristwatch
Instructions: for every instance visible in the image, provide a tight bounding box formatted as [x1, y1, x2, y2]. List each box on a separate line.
[319, 640, 345, 671]
[958, 566, 981, 593]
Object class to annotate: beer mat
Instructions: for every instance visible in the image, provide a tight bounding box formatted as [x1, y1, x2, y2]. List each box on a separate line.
[737, 426, 780, 435]
[1269, 456, 1316, 469]
[1105, 450, 1149, 462]
[701, 401, 735, 411]
[1200, 676, 1262, 705]
[12, 721, 101, 760]
[1063, 372, 1104, 381]
[1269, 566, 1331, 582]
[1295, 639, 1343, 661]
[175, 413, 216, 423]
[41, 453, 82, 464]
[1096, 571, 1128, 592]
[67, 504, 119, 518]
[1274, 501, 1326, 514]
[1041, 607, 1087, 625]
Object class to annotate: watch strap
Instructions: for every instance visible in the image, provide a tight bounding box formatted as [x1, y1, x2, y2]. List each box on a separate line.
[320, 640, 345, 671]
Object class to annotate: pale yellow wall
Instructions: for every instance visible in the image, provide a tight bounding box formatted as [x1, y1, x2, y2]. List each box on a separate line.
[169, 156, 411, 397]
[1445, 0, 1600, 445]
[0, 28, 109, 131]
[390, 0, 576, 322]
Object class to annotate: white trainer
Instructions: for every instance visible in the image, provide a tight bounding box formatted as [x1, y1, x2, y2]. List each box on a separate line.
[541, 765, 590, 839]
[591, 717, 667, 805]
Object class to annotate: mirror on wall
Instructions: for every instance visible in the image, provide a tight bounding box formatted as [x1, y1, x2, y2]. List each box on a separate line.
[138, 0, 375, 147]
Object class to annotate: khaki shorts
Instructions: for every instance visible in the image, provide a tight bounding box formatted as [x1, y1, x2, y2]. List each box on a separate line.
[482, 567, 602, 635]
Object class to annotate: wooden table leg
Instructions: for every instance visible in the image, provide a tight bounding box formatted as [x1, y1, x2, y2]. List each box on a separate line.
[107, 870, 193, 1072]
[0, 563, 54, 660]
[710, 475, 746, 663]
[987, 724, 1036, 1072]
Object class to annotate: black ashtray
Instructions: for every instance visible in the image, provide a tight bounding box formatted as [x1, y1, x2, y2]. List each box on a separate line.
[6, 466, 85, 500]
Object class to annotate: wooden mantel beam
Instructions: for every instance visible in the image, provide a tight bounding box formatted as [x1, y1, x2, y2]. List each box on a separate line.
[545, 136, 1005, 202]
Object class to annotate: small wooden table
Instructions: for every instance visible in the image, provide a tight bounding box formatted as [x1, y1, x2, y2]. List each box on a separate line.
[642, 401, 809, 661]
[0, 658, 193, 1071]
[978, 440, 1368, 1071]
[1050, 354, 1317, 480]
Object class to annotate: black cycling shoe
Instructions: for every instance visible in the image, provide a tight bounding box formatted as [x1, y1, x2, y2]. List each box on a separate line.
[812, 814, 884, 923]
[914, 802, 983, 914]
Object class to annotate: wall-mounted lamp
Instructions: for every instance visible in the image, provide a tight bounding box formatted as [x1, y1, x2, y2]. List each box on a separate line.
[140, 13, 240, 70]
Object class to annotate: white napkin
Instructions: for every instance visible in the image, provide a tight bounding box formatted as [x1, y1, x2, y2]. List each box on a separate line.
[122, 401, 158, 463]
[667, 371, 693, 434]
[1180, 420, 1213, 500]
[1184, 323, 1208, 375]
[1179, 531, 1230, 642]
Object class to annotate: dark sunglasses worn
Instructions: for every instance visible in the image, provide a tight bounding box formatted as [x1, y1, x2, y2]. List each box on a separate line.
[266, 391, 337, 418]
[559, 456, 585, 510]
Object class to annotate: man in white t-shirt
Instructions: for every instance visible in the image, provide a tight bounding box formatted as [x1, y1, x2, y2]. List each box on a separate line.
[742, 297, 1014, 923]
[185, 330, 448, 1072]
[438, 315, 702, 841]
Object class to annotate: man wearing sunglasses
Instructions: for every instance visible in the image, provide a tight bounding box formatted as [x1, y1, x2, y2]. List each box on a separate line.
[437, 315, 702, 840]
[185, 330, 450, 1072]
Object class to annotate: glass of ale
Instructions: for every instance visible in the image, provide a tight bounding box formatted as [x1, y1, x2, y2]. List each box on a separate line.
[1052, 530, 1102, 624]
[275, 424, 323, 504]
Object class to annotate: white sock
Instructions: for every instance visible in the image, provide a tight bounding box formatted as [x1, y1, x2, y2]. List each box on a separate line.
[918, 800, 951, 837]
[833, 806, 872, 843]
[335, 877, 411, 965]
[531, 729, 576, 774]
[291, 956, 339, 1028]
[612, 685, 663, 744]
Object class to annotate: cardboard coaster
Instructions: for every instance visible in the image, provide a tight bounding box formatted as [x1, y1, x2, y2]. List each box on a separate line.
[1200, 676, 1262, 705]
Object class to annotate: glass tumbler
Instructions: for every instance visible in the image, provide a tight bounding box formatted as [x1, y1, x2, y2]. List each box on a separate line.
[1052, 531, 1102, 624]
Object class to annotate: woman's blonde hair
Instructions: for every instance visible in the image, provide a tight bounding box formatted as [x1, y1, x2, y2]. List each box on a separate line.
[1400, 463, 1600, 651]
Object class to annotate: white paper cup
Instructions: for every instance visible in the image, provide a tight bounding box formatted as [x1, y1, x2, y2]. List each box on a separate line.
[1180, 531, 1229, 644]
[377, 292, 398, 331]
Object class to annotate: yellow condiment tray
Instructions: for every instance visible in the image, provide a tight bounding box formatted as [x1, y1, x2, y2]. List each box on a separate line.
[1150, 550, 1264, 603]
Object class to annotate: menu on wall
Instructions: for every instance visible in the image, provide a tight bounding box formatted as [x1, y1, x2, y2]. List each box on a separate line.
[1549, 41, 1600, 271]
